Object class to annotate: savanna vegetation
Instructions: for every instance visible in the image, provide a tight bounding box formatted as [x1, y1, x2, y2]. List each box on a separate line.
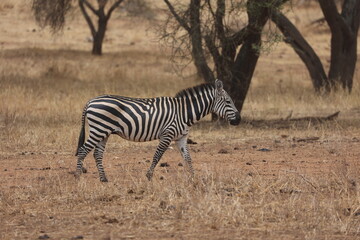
[0, 0, 359, 239]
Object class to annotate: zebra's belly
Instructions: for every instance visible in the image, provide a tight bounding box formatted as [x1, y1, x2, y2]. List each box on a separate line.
[112, 128, 160, 142]
[115, 133, 160, 142]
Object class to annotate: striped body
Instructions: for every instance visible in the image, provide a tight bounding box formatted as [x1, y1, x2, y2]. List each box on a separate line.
[75, 80, 240, 182]
[86, 94, 212, 143]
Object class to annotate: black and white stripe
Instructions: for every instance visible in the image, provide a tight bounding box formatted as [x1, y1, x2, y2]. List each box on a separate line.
[75, 79, 240, 182]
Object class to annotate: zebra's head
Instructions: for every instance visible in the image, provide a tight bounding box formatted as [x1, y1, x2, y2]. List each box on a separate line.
[212, 79, 241, 125]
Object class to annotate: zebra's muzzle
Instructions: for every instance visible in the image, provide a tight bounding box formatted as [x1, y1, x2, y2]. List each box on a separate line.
[229, 112, 241, 125]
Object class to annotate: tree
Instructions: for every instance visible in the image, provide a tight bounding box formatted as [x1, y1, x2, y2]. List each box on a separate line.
[271, 0, 360, 92]
[162, 0, 286, 113]
[79, 0, 125, 55]
[32, 0, 125, 55]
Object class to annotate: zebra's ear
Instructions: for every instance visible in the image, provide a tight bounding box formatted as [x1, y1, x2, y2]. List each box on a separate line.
[215, 79, 223, 91]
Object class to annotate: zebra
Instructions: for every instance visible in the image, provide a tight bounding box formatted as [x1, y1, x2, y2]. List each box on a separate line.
[75, 79, 240, 182]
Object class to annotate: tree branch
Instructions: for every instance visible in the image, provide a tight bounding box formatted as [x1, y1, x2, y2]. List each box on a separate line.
[163, 0, 191, 33]
[205, 0, 216, 18]
[79, 0, 97, 36]
[106, 0, 124, 20]
[227, 27, 247, 47]
[204, 34, 222, 72]
[231, 0, 275, 111]
[341, 0, 360, 33]
[215, 0, 226, 45]
[271, 9, 329, 92]
[83, 0, 99, 15]
[189, 0, 214, 82]
[319, 0, 353, 39]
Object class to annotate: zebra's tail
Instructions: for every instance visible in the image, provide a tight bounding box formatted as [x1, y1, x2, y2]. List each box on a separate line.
[75, 103, 88, 156]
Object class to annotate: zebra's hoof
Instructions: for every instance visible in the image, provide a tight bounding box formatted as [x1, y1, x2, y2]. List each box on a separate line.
[74, 172, 81, 180]
[146, 172, 153, 181]
[100, 178, 108, 182]
[82, 167, 87, 173]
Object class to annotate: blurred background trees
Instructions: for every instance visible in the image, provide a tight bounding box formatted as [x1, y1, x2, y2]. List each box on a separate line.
[272, 0, 360, 93]
[31, 0, 360, 114]
[161, 0, 360, 113]
[162, 0, 284, 111]
[78, 0, 125, 55]
[162, 0, 286, 113]
[32, 0, 152, 55]
[32, 0, 126, 55]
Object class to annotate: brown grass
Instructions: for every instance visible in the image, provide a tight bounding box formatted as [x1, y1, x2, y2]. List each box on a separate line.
[0, 1, 360, 239]
[1, 166, 359, 239]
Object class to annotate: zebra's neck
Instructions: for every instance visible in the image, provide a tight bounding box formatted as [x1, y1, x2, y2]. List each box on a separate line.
[175, 84, 215, 126]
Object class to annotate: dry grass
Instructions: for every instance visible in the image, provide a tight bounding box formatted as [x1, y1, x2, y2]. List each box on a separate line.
[1, 46, 359, 153]
[0, 1, 360, 239]
[0, 47, 199, 154]
[0, 161, 359, 239]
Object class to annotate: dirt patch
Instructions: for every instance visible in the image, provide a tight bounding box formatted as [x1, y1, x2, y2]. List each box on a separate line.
[2, 135, 359, 185]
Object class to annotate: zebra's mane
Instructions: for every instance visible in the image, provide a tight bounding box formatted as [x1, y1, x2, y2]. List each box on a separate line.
[175, 83, 214, 98]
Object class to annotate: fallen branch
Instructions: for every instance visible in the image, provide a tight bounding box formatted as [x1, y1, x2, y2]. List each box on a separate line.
[288, 111, 340, 122]
[244, 111, 340, 129]
[294, 136, 320, 142]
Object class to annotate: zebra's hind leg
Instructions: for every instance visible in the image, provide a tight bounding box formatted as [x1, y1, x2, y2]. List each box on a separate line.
[176, 135, 194, 178]
[146, 137, 172, 181]
[75, 142, 95, 179]
[93, 137, 109, 182]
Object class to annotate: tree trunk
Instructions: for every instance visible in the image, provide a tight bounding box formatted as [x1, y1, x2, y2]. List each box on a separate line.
[319, 0, 360, 92]
[230, 0, 272, 112]
[189, 0, 215, 82]
[338, 0, 360, 91]
[231, 35, 261, 112]
[270, 10, 330, 92]
[340, 36, 357, 90]
[91, 8, 108, 56]
[78, 0, 124, 56]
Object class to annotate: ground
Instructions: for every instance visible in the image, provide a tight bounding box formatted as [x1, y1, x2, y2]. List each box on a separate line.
[1, 123, 360, 239]
[0, 1, 360, 239]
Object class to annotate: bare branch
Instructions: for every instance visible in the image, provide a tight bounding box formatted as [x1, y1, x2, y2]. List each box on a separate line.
[98, 0, 108, 8]
[205, 0, 216, 18]
[83, 0, 99, 15]
[215, 0, 226, 44]
[204, 34, 222, 72]
[79, 0, 96, 36]
[106, 0, 125, 20]
[163, 0, 191, 33]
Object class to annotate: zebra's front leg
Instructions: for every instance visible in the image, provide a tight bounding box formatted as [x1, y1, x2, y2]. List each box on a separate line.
[93, 137, 109, 182]
[146, 137, 172, 181]
[176, 135, 194, 178]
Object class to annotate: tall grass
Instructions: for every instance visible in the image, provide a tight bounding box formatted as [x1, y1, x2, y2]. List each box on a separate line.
[1, 47, 359, 153]
[0, 48, 196, 153]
